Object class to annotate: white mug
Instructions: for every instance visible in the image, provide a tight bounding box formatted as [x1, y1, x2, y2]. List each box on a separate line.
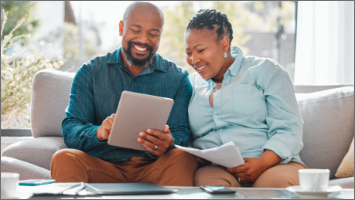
[1, 172, 20, 198]
[298, 169, 329, 191]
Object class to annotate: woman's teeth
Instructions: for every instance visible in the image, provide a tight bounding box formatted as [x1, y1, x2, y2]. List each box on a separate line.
[196, 65, 206, 71]
[133, 45, 147, 52]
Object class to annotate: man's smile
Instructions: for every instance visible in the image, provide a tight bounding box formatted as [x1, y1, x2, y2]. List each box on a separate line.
[132, 43, 149, 55]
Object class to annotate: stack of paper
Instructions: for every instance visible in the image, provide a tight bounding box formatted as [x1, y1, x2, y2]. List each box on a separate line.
[175, 141, 244, 168]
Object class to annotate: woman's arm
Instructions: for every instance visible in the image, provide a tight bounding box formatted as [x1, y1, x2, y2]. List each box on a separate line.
[261, 62, 304, 164]
[226, 60, 303, 183]
[259, 150, 283, 170]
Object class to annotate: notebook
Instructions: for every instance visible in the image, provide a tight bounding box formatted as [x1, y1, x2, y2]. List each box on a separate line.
[84, 182, 175, 195]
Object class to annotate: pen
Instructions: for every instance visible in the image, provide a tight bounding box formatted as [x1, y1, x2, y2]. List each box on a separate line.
[33, 183, 81, 196]
[74, 182, 86, 195]
[59, 183, 82, 195]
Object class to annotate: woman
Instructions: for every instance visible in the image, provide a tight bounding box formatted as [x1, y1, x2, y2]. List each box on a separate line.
[185, 9, 307, 188]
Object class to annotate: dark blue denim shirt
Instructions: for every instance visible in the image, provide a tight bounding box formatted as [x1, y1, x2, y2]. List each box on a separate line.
[62, 47, 192, 162]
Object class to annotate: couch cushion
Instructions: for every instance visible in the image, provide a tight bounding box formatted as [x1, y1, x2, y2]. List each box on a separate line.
[1, 157, 51, 180]
[329, 177, 354, 189]
[296, 86, 354, 179]
[31, 69, 74, 137]
[1, 137, 66, 170]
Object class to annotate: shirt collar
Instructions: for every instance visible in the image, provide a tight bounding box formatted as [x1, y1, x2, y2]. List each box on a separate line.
[106, 47, 167, 73]
[227, 46, 244, 77]
[206, 46, 244, 85]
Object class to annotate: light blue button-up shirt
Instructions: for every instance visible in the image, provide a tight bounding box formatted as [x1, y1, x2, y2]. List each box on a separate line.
[188, 46, 304, 165]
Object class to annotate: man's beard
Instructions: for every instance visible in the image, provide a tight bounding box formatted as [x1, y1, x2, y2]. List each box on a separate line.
[122, 41, 155, 68]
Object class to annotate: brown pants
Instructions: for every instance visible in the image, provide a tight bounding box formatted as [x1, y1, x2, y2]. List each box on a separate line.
[50, 148, 198, 186]
[194, 161, 307, 188]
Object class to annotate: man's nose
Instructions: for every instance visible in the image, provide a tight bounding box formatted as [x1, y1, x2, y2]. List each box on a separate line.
[137, 33, 149, 44]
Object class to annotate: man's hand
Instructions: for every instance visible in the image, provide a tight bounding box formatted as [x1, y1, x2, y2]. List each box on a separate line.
[96, 114, 115, 142]
[137, 125, 174, 157]
[226, 150, 282, 184]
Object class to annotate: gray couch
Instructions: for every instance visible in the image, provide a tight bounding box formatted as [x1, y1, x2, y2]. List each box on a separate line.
[1, 69, 354, 188]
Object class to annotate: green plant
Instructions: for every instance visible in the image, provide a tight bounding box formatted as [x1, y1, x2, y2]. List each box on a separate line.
[0, 1, 40, 45]
[1, 10, 64, 128]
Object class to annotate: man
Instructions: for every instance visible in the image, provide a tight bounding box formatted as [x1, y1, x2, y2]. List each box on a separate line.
[51, 2, 197, 186]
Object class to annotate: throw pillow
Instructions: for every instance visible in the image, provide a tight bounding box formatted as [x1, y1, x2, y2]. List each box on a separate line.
[335, 138, 354, 178]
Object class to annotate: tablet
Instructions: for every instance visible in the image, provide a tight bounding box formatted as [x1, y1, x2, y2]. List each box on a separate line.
[108, 91, 174, 151]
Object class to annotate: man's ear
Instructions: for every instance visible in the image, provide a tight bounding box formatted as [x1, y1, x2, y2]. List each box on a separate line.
[119, 20, 124, 36]
[222, 35, 230, 52]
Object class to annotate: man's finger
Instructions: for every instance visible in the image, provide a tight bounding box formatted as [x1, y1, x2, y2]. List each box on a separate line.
[140, 132, 162, 145]
[101, 128, 110, 140]
[146, 129, 168, 140]
[106, 117, 114, 125]
[102, 123, 112, 132]
[103, 119, 112, 127]
[138, 136, 158, 148]
[141, 143, 161, 157]
[163, 125, 169, 133]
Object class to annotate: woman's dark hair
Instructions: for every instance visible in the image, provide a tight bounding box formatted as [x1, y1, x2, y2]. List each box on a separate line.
[186, 9, 233, 47]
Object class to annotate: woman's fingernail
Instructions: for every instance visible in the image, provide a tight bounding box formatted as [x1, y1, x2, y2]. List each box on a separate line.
[139, 132, 144, 137]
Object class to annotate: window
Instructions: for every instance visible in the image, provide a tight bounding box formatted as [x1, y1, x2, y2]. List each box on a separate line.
[1, 1, 296, 133]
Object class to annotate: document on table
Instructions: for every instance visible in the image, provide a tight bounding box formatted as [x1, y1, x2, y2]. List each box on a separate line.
[19, 183, 94, 196]
[175, 141, 244, 168]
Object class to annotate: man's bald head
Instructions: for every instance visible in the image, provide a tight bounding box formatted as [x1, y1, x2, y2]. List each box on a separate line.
[123, 2, 164, 25]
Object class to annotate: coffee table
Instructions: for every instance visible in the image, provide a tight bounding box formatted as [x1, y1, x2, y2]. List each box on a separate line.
[16, 184, 354, 199]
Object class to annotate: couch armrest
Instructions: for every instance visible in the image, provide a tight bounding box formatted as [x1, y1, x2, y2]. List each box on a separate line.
[31, 69, 74, 137]
[1, 157, 51, 180]
[297, 86, 354, 178]
[1, 137, 66, 170]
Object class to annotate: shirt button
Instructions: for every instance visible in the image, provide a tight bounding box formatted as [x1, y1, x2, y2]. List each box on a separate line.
[220, 129, 223, 131]
[214, 115, 218, 118]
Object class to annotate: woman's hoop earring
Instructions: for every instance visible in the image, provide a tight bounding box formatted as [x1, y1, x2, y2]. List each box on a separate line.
[224, 52, 227, 58]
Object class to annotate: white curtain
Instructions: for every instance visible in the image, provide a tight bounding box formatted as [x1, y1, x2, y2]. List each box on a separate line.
[295, 1, 354, 85]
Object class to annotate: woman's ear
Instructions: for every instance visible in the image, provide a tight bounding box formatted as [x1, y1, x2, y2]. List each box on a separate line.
[119, 20, 124, 36]
[221, 35, 230, 52]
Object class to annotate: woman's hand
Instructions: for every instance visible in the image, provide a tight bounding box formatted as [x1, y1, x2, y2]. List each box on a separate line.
[226, 150, 282, 184]
[226, 157, 268, 183]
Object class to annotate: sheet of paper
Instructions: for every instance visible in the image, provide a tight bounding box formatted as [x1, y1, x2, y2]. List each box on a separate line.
[175, 141, 244, 168]
[19, 183, 80, 195]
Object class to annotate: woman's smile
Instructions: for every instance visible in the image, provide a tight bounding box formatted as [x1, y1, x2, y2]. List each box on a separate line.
[194, 64, 208, 74]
